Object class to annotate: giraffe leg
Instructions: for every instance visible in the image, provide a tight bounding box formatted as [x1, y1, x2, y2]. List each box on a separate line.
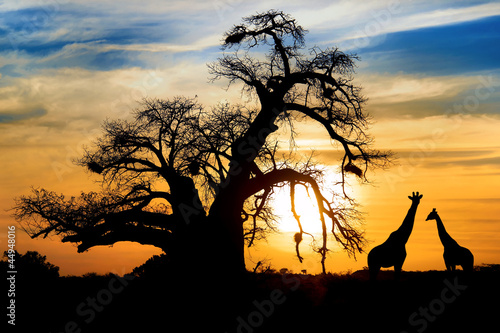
[463, 249, 474, 273]
[465, 262, 474, 272]
[444, 257, 452, 272]
[394, 265, 402, 281]
[369, 266, 380, 282]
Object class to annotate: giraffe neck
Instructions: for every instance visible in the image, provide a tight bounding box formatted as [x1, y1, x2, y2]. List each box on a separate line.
[394, 201, 419, 244]
[435, 215, 458, 248]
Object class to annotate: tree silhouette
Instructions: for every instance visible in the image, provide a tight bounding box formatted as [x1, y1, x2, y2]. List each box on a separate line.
[14, 10, 390, 275]
[2, 250, 59, 279]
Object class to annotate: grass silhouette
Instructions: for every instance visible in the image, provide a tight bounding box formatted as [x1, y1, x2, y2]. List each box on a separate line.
[5, 252, 499, 333]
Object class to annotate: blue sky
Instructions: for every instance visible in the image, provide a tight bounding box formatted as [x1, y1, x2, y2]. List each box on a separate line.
[358, 15, 500, 75]
[1, 1, 500, 78]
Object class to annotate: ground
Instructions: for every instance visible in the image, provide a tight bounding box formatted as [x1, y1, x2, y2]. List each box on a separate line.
[10, 265, 499, 333]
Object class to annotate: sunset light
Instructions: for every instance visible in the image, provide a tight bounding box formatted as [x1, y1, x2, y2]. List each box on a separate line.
[1, 1, 499, 331]
[273, 184, 324, 234]
[2, 0, 499, 276]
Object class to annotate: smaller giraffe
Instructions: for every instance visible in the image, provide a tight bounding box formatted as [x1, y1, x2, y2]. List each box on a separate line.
[426, 208, 474, 272]
[368, 192, 423, 281]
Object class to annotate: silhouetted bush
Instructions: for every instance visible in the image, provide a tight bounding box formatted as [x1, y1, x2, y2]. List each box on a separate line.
[475, 263, 500, 272]
[130, 253, 170, 278]
[2, 250, 59, 280]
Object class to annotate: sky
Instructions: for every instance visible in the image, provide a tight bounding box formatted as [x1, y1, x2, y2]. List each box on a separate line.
[1, 0, 499, 275]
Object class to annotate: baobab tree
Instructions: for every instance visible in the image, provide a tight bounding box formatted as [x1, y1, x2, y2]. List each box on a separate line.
[14, 10, 390, 275]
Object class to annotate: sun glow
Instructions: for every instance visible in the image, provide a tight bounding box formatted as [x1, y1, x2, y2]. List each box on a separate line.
[271, 170, 351, 235]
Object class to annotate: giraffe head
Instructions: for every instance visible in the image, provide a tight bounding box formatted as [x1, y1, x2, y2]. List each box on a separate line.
[408, 191, 423, 204]
[426, 208, 439, 221]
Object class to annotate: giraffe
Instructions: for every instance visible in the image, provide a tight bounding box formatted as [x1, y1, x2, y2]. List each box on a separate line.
[367, 192, 423, 281]
[426, 208, 474, 272]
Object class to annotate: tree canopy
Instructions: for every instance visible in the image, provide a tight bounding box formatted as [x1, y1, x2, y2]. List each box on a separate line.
[14, 10, 391, 274]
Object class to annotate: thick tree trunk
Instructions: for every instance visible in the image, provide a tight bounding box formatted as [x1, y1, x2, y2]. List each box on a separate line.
[203, 102, 282, 276]
[167, 102, 282, 277]
[208, 191, 247, 276]
[164, 202, 246, 277]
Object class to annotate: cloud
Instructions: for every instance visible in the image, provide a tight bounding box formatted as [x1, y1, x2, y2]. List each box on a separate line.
[34, 33, 221, 65]
[0, 2, 225, 76]
[356, 15, 500, 75]
[303, 146, 500, 171]
[0, 1, 498, 276]
[0, 63, 243, 145]
[294, 0, 385, 31]
[361, 74, 469, 104]
[314, 1, 500, 47]
[3, 0, 498, 82]
[393, 147, 500, 168]
[427, 155, 500, 168]
[383, 2, 500, 35]
[0, 108, 47, 123]
[357, 71, 500, 119]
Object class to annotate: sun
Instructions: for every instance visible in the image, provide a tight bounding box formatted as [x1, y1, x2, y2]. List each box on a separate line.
[271, 170, 347, 235]
[272, 185, 324, 234]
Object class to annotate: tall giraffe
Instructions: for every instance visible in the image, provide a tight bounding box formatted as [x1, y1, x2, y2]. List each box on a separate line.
[426, 208, 474, 272]
[367, 192, 423, 281]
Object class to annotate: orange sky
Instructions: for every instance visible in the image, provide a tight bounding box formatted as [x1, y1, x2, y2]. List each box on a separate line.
[2, 116, 498, 276]
[1, 1, 500, 276]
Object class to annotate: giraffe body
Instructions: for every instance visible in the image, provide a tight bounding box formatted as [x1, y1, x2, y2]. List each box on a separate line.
[426, 209, 474, 272]
[368, 192, 423, 281]
[443, 246, 474, 272]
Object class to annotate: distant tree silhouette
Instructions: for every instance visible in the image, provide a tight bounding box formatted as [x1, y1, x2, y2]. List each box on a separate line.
[476, 263, 500, 272]
[131, 254, 170, 278]
[13, 10, 390, 275]
[2, 250, 59, 279]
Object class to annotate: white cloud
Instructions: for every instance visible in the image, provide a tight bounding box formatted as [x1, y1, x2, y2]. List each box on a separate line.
[43, 33, 221, 56]
[380, 2, 500, 35]
[0, 63, 242, 139]
[360, 73, 471, 104]
[294, 0, 386, 31]
[353, 71, 500, 118]
[0, 0, 208, 13]
[305, 1, 500, 47]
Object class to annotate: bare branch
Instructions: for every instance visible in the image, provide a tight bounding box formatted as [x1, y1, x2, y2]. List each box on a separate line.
[14, 10, 391, 273]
